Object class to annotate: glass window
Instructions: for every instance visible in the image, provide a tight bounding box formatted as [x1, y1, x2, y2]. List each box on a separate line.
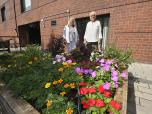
[1, 6, 6, 22]
[20, 0, 31, 12]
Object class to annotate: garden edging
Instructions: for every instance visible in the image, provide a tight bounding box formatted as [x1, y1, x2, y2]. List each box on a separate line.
[0, 81, 40, 114]
[114, 79, 128, 114]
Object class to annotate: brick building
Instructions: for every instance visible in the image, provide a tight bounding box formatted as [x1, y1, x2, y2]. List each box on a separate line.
[0, 0, 152, 63]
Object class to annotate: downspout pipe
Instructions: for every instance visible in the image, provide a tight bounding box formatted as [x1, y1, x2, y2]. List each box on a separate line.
[13, 0, 21, 51]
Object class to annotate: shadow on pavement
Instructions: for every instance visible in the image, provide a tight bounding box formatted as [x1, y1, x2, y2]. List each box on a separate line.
[127, 72, 137, 114]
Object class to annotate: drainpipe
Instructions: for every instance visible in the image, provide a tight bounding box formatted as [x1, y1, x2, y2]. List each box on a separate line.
[13, 0, 21, 51]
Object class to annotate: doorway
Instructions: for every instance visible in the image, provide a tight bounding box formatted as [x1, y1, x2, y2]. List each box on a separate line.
[76, 14, 110, 50]
[18, 21, 41, 46]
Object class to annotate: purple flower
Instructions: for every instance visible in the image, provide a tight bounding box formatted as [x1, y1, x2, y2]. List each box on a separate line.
[56, 59, 61, 62]
[112, 70, 118, 77]
[55, 54, 62, 59]
[62, 57, 66, 61]
[121, 71, 127, 78]
[96, 58, 100, 62]
[106, 60, 113, 65]
[100, 63, 104, 67]
[83, 69, 89, 74]
[103, 82, 110, 90]
[91, 71, 96, 78]
[88, 69, 93, 74]
[111, 75, 118, 82]
[103, 64, 110, 71]
[66, 59, 72, 63]
[75, 67, 81, 74]
[114, 82, 118, 88]
[99, 59, 105, 63]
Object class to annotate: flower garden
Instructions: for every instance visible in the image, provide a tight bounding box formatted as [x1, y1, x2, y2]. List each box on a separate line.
[0, 45, 132, 114]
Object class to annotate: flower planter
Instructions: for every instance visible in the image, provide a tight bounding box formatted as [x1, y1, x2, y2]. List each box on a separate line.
[114, 79, 128, 114]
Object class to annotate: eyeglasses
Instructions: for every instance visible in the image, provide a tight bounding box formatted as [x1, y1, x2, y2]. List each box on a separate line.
[90, 15, 96, 17]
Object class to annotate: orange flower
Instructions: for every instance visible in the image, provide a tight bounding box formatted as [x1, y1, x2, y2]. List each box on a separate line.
[60, 91, 66, 96]
[53, 80, 58, 85]
[58, 79, 63, 84]
[64, 84, 69, 88]
[70, 83, 75, 89]
[66, 108, 73, 114]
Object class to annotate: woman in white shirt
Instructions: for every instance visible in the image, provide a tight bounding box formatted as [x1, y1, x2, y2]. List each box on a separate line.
[63, 18, 79, 52]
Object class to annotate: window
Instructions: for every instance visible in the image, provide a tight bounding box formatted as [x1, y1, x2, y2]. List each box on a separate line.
[1, 6, 6, 22]
[51, 20, 57, 27]
[20, 0, 31, 12]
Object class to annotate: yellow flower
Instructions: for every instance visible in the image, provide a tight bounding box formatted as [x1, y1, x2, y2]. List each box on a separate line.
[34, 57, 38, 61]
[64, 84, 69, 88]
[72, 62, 76, 65]
[28, 61, 32, 64]
[78, 73, 83, 76]
[58, 68, 64, 72]
[58, 79, 63, 84]
[45, 83, 51, 88]
[46, 100, 52, 108]
[69, 83, 75, 89]
[53, 80, 58, 85]
[62, 62, 68, 66]
[66, 108, 73, 114]
[60, 91, 66, 96]
[8, 65, 11, 67]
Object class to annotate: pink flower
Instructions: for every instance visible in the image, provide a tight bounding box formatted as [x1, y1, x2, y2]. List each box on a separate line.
[111, 76, 118, 82]
[112, 70, 118, 77]
[103, 64, 110, 71]
[103, 82, 110, 90]
[91, 71, 96, 78]
[121, 71, 127, 78]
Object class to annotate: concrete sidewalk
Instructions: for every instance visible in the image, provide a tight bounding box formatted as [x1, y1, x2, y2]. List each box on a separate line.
[127, 63, 152, 114]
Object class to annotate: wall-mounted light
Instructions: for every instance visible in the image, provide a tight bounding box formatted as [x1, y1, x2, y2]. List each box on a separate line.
[41, 19, 45, 28]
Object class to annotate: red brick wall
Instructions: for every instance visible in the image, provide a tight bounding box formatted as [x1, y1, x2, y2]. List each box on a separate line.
[0, 0, 152, 63]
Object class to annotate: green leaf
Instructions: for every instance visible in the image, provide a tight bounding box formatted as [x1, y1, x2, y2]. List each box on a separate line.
[94, 80, 103, 87]
[99, 107, 106, 113]
[104, 98, 112, 104]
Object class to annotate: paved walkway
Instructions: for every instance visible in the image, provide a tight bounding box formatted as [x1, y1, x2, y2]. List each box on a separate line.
[127, 63, 152, 114]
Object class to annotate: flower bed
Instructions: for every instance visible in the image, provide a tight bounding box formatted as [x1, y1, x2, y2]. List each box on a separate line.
[0, 45, 132, 114]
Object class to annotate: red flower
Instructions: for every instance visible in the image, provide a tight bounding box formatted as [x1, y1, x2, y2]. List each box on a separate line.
[81, 101, 89, 109]
[109, 100, 121, 111]
[88, 87, 96, 94]
[96, 99, 105, 107]
[109, 100, 115, 107]
[98, 85, 104, 94]
[79, 82, 87, 86]
[115, 102, 121, 110]
[103, 91, 111, 98]
[81, 100, 87, 104]
[79, 88, 88, 95]
[88, 98, 96, 107]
